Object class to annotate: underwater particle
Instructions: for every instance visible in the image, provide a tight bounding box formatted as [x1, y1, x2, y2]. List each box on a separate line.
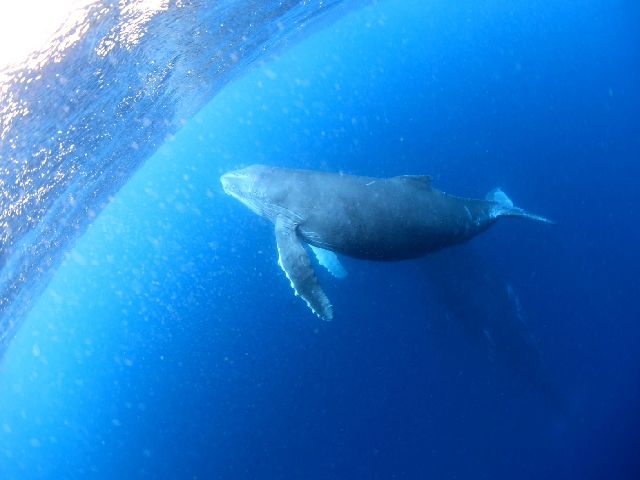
[29, 438, 41, 448]
[32, 344, 41, 357]
[264, 68, 277, 80]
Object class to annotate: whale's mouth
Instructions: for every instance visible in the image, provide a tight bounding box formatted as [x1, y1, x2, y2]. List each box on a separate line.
[220, 169, 263, 215]
[221, 170, 253, 196]
[220, 170, 242, 194]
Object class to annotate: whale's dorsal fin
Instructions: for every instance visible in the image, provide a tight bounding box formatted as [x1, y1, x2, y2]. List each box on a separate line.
[275, 216, 333, 320]
[309, 245, 347, 278]
[393, 175, 433, 190]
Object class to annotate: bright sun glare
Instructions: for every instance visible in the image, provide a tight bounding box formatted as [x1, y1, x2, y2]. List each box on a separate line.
[0, 0, 80, 69]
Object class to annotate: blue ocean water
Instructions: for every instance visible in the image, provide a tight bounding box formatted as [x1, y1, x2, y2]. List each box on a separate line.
[1, 0, 639, 478]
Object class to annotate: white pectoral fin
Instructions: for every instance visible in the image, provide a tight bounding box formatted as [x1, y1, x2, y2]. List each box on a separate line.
[309, 245, 347, 279]
[275, 216, 333, 320]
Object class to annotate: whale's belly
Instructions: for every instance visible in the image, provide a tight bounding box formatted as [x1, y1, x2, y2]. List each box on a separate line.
[298, 189, 477, 260]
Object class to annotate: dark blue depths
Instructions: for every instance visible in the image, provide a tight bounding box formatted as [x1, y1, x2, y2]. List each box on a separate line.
[1, 0, 639, 478]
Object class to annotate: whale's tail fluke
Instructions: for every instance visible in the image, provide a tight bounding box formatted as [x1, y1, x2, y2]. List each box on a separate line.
[487, 188, 555, 224]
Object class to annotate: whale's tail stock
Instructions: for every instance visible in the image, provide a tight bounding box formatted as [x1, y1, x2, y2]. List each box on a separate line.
[487, 188, 555, 225]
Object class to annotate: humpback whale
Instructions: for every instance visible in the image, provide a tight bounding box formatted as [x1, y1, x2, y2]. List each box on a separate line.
[220, 165, 552, 320]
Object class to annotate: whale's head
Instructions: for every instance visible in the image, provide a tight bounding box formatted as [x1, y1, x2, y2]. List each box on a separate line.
[220, 164, 280, 218]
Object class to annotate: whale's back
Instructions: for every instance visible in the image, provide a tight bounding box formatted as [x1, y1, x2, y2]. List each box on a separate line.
[272, 169, 489, 260]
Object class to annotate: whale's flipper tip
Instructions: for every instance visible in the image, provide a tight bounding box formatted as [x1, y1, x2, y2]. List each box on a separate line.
[488, 188, 555, 225]
[275, 216, 334, 320]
